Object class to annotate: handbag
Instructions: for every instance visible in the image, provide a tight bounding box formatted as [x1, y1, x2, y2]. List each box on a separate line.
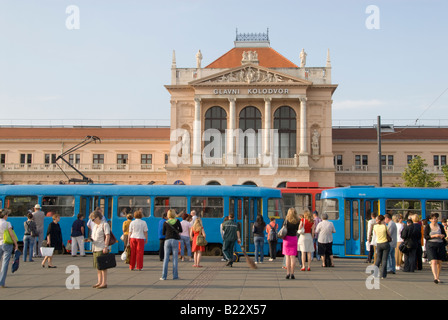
[103, 223, 117, 246]
[196, 232, 208, 246]
[298, 219, 305, 235]
[278, 221, 287, 239]
[385, 225, 392, 242]
[96, 252, 117, 270]
[399, 242, 409, 254]
[3, 228, 17, 244]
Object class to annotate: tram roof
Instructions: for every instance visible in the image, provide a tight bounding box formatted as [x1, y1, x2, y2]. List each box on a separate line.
[0, 184, 282, 198]
[322, 186, 448, 200]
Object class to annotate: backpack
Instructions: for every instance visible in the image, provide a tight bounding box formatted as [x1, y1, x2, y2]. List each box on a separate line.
[268, 223, 278, 241]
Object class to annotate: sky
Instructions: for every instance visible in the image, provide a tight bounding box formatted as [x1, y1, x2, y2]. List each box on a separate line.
[0, 0, 447, 127]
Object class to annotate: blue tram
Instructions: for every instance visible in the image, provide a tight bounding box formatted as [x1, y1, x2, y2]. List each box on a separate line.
[0, 184, 284, 256]
[321, 186, 448, 258]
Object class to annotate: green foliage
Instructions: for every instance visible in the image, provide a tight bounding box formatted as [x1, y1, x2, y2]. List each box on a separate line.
[401, 156, 441, 187]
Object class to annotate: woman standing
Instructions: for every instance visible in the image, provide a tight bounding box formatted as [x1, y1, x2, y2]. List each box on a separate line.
[89, 211, 111, 289]
[393, 214, 404, 271]
[298, 209, 315, 271]
[42, 214, 62, 268]
[266, 217, 278, 261]
[128, 211, 148, 271]
[180, 213, 192, 262]
[253, 215, 266, 264]
[161, 209, 182, 280]
[424, 213, 447, 284]
[0, 209, 19, 288]
[190, 218, 206, 267]
[283, 208, 300, 279]
[23, 212, 37, 262]
[373, 215, 391, 279]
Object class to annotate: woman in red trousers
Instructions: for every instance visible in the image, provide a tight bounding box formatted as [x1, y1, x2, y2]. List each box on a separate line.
[128, 211, 148, 271]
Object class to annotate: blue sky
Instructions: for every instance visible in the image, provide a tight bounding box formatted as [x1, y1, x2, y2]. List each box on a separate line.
[0, 0, 447, 126]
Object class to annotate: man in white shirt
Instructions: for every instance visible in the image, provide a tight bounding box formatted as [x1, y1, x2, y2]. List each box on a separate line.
[315, 213, 336, 267]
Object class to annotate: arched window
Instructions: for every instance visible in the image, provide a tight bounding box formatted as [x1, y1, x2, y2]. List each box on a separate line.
[274, 106, 296, 158]
[204, 106, 227, 158]
[239, 106, 262, 159]
[242, 181, 257, 186]
[206, 180, 221, 185]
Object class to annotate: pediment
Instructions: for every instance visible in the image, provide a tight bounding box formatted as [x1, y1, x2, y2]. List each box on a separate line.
[189, 64, 312, 86]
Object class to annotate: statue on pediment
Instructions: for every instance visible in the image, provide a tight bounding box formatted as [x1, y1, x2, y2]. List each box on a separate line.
[300, 48, 307, 68]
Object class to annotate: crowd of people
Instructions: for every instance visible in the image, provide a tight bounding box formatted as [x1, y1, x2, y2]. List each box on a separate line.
[0, 205, 446, 289]
[367, 211, 448, 283]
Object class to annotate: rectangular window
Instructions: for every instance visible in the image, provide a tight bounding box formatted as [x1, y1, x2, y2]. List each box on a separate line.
[322, 198, 339, 220]
[282, 193, 312, 213]
[154, 196, 187, 218]
[42, 196, 75, 217]
[93, 154, 104, 169]
[433, 155, 447, 167]
[355, 154, 368, 170]
[268, 198, 284, 218]
[45, 153, 57, 165]
[118, 196, 150, 217]
[141, 154, 152, 169]
[93, 154, 104, 163]
[0, 154, 5, 164]
[117, 154, 128, 169]
[20, 153, 32, 164]
[407, 155, 418, 164]
[386, 199, 421, 221]
[426, 200, 448, 221]
[191, 197, 224, 218]
[5, 196, 38, 217]
[69, 154, 80, 165]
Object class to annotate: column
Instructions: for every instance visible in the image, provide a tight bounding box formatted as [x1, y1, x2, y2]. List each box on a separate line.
[264, 98, 271, 155]
[193, 97, 202, 165]
[299, 96, 309, 167]
[226, 98, 236, 166]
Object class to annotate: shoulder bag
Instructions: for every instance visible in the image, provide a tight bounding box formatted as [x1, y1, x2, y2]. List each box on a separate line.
[196, 229, 208, 246]
[278, 221, 288, 239]
[385, 225, 392, 242]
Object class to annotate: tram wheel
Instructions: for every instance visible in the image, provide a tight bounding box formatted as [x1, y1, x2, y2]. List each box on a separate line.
[208, 244, 222, 256]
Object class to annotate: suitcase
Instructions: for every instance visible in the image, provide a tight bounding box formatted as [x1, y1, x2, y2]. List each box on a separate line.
[97, 253, 116, 270]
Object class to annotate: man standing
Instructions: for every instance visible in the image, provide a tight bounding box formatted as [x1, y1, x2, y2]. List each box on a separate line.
[222, 213, 241, 267]
[32, 204, 45, 258]
[385, 213, 397, 274]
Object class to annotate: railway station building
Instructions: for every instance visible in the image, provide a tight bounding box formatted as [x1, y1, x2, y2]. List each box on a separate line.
[1, 32, 448, 188]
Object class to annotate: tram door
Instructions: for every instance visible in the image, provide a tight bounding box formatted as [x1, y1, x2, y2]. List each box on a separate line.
[231, 197, 258, 254]
[344, 199, 368, 256]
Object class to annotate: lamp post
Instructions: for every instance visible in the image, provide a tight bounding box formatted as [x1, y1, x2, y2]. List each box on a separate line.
[377, 115, 383, 187]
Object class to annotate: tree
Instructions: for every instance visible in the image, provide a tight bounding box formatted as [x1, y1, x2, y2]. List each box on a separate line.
[401, 156, 441, 187]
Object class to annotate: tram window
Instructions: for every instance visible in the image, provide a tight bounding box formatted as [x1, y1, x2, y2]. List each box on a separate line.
[322, 199, 339, 220]
[42, 196, 75, 217]
[118, 196, 150, 217]
[268, 198, 284, 218]
[191, 197, 223, 218]
[283, 193, 312, 214]
[5, 196, 38, 217]
[426, 200, 448, 220]
[386, 199, 421, 220]
[154, 196, 187, 218]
